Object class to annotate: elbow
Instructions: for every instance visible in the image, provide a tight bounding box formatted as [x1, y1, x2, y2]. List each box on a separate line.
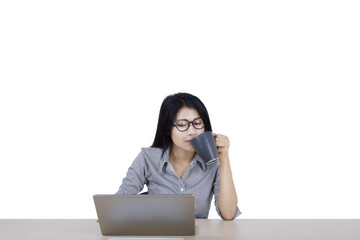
[220, 207, 237, 221]
[218, 200, 238, 220]
[222, 213, 236, 221]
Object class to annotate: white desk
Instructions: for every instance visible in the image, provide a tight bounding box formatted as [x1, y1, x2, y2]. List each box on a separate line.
[1, 219, 359, 240]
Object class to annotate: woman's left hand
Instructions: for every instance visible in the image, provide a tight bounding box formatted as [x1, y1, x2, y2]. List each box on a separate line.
[214, 134, 230, 160]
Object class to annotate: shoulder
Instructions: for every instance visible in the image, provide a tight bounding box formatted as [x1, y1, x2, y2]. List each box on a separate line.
[129, 147, 164, 172]
[140, 147, 165, 161]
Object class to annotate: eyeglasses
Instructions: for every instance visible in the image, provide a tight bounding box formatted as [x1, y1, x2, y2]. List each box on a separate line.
[172, 117, 206, 132]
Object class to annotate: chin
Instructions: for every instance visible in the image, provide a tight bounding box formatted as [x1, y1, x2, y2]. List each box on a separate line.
[185, 146, 195, 152]
[173, 142, 195, 153]
[177, 145, 194, 152]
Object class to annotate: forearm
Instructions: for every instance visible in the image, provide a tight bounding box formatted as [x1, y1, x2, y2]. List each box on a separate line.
[218, 156, 238, 220]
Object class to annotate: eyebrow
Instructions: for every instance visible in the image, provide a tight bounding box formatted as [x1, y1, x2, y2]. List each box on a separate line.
[175, 117, 202, 121]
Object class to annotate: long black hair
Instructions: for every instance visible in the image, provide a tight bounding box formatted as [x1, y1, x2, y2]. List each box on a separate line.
[151, 92, 212, 150]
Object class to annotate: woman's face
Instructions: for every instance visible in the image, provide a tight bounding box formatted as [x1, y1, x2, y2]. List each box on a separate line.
[170, 107, 205, 153]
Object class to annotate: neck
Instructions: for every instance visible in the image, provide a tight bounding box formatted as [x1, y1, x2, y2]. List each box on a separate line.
[169, 145, 195, 164]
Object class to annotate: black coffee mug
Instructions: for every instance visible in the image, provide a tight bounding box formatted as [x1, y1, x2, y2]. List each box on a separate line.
[191, 131, 219, 165]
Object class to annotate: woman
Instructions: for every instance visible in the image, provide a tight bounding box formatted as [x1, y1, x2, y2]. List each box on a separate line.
[116, 92, 240, 220]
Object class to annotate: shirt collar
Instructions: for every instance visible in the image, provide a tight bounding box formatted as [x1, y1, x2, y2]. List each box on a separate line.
[159, 148, 207, 174]
[159, 148, 170, 174]
[194, 154, 207, 171]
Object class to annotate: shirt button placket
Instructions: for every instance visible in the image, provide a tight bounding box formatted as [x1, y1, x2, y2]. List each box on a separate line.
[180, 180, 185, 194]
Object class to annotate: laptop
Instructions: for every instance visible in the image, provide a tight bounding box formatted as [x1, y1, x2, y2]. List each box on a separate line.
[93, 194, 195, 236]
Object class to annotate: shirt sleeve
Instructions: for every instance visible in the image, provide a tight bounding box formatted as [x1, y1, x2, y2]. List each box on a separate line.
[213, 166, 241, 220]
[115, 150, 149, 195]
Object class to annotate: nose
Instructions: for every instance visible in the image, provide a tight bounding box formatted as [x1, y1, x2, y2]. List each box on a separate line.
[187, 123, 196, 135]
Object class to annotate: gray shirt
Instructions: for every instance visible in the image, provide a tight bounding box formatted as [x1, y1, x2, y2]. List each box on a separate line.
[116, 147, 241, 219]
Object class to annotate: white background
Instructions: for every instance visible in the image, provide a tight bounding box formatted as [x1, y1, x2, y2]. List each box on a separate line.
[1, 1, 359, 219]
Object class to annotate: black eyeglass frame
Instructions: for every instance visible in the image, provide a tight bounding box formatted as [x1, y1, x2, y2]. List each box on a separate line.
[172, 117, 206, 132]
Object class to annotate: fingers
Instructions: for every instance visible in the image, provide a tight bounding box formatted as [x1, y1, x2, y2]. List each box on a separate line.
[215, 134, 230, 157]
[215, 134, 230, 148]
[214, 134, 231, 160]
